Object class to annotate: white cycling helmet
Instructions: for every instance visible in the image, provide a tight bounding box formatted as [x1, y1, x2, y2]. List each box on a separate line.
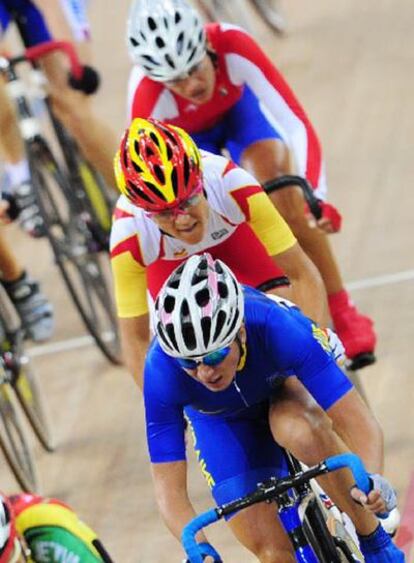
[127, 0, 206, 82]
[154, 254, 244, 358]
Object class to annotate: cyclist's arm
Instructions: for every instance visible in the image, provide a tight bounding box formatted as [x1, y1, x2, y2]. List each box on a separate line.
[229, 173, 328, 324]
[152, 461, 208, 543]
[222, 25, 323, 190]
[119, 315, 150, 388]
[110, 231, 151, 388]
[270, 243, 328, 325]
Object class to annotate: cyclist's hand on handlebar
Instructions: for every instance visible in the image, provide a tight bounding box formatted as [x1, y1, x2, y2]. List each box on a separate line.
[350, 473, 397, 516]
[68, 64, 100, 95]
[305, 201, 342, 234]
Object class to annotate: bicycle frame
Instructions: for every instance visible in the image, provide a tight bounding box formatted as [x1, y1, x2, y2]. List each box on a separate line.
[182, 452, 370, 562]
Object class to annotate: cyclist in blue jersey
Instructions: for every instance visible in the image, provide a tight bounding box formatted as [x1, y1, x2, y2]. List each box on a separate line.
[144, 253, 403, 562]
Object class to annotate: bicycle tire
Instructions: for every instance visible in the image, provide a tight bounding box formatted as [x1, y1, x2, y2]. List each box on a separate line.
[0, 293, 55, 452]
[13, 350, 55, 452]
[52, 118, 114, 247]
[28, 138, 122, 365]
[0, 381, 38, 492]
[250, 0, 287, 34]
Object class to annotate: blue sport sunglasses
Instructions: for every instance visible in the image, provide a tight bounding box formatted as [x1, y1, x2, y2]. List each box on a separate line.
[176, 346, 231, 370]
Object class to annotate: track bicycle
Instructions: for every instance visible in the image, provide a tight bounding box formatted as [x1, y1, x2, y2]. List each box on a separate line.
[182, 452, 368, 562]
[193, 0, 286, 36]
[0, 41, 121, 365]
[0, 283, 54, 492]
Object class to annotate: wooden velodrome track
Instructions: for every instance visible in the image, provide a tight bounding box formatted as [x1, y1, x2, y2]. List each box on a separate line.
[1, 1, 413, 561]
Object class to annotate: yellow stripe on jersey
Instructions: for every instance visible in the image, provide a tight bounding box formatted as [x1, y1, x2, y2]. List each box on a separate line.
[111, 251, 149, 317]
[247, 192, 296, 256]
[15, 504, 100, 557]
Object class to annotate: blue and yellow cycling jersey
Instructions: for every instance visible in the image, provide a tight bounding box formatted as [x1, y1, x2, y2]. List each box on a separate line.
[144, 286, 353, 505]
[144, 286, 352, 461]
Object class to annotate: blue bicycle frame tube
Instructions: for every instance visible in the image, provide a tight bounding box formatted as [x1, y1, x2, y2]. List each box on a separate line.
[278, 502, 319, 563]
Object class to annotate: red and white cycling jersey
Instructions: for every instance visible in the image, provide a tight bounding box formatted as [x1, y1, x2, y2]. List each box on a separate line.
[127, 23, 327, 198]
[110, 151, 296, 317]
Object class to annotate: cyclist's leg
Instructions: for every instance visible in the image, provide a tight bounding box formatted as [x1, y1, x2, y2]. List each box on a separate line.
[0, 229, 53, 341]
[22, 0, 118, 189]
[229, 91, 376, 362]
[186, 406, 295, 562]
[269, 378, 385, 523]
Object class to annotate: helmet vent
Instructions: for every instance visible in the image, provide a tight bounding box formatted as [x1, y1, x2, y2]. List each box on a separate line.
[166, 143, 173, 160]
[171, 168, 178, 196]
[183, 323, 196, 350]
[153, 165, 165, 184]
[175, 11, 182, 24]
[213, 310, 226, 341]
[165, 54, 176, 70]
[188, 46, 198, 63]
[142, 54, 160, 66]
[195, 288, 210, 307]
[150, 132, 160, 147]
[201, 317, 211, 346]
[147, 17, 157, 31]
[131, 160, 143, 174]
[164, 295, 175, 313]
[157, 325, 171, 350]
[177, 32, 184, 55]
[181, 299, 190, 318]
[183, 154, 190, 185]
[156, 36, 165, 49]
[166, 324, 179, 350]
[144, 180, 166, 201]
[130, 37, 139, 47]
[218, 282, 228, 298]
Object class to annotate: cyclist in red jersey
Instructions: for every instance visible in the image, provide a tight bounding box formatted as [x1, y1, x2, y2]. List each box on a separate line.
[125, 0, 376, 368]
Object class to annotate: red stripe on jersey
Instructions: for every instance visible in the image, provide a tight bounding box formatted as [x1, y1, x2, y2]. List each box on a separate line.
[222, 159, 238, 177]
[230, 184, 263, 220]
[131, 76, 165, 119]
[113, 207, 135, 220]
[220, 27, 322, 188]
[110, 235, 144, 265]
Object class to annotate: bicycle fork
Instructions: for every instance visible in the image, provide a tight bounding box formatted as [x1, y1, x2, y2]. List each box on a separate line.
[278, 492, 319, 562]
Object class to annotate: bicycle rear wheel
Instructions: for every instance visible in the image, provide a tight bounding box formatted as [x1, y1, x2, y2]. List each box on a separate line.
[28, 138, 121, 365]
[0, 381, 38, 492]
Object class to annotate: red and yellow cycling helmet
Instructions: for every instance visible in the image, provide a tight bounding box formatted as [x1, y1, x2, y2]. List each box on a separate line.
[114, 118, 202, 211]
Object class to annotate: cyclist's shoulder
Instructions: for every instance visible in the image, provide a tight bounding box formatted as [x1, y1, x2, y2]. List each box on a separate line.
[110, 196, 159, 254]
[205, 21, 252, 54]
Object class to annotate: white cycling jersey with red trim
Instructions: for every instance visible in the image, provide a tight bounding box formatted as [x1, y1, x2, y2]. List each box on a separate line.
[127, 22, 327, 199]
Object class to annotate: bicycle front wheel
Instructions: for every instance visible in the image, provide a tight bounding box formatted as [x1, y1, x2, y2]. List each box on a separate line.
[29, 139, 121, 365]
[13, 350, 55, 452]
[0, 382, 38, 492]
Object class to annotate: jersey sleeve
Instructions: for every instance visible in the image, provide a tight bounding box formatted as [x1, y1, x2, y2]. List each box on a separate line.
[144, 343, 187, 463]
[262, 303, 353, 410]
[223, 162, 296, 256]
[221, 25, 324, 191]
[110, 213, 149, 317]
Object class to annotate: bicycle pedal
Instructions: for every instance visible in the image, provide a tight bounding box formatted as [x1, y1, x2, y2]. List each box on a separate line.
[346, 352, 376, 371]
